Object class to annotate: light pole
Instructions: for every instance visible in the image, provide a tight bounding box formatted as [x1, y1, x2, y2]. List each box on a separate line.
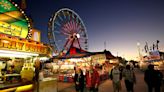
[137, 42, 141, 61]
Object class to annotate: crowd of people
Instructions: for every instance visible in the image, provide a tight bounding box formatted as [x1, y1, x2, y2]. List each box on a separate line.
[110, 64, 136, 92]
[73, 63, 163, 92]
[74, 66, 100, 92]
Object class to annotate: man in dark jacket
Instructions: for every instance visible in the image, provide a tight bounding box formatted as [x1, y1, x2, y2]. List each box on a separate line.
[144, 64, 163, 92]
[74, 68, 84, 92]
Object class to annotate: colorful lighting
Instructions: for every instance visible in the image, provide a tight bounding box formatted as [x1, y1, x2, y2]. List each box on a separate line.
[1, 39, 9, 43]
[0, 53, 31, 58]
[0, 50, 39, 56]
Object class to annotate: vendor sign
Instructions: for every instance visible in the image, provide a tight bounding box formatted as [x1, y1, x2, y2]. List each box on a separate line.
[30, 29, 41, 42]
[0, 34, 50, 55]
[0, 0, 31, 38]
[148, 50, 160, 60]
[91, 54, 106, 64]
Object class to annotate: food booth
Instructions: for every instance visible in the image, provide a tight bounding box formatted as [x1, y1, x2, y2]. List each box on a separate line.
[90, 50, 116, 81]
[0, 33, 51, 91]
[139, 50, 164, 72]
[53, 47, 116, 83]
[0, 0, 54, 91]
[52, 46, 91, 83]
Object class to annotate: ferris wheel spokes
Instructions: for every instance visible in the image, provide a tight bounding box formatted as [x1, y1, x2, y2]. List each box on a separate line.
[48, 8, 88, 54]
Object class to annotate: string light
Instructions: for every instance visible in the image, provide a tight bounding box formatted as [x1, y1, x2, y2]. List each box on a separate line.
[14, 4, 17, 7]
[8, 0, 32, 40]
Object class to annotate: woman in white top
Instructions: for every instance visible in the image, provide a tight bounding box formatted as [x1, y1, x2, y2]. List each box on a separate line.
[110, 65, 122, 92]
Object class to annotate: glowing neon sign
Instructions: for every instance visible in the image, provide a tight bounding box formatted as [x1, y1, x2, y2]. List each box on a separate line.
[0, 0, 30, 38]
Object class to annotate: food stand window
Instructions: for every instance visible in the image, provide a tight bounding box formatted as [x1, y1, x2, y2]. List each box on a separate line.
[0, 34, 51, 91]
[0, 56, 36, 91]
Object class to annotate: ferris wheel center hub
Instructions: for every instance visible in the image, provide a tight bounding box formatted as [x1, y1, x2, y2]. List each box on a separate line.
[76, 34, 80, 38]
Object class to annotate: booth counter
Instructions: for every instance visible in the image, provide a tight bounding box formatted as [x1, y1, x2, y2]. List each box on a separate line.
[0, 82, 33, 92]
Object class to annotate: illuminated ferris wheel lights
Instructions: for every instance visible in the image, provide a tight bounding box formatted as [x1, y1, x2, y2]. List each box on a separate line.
[48, 8, 88, 53]
[76, 34, 80, 38]
[15, 4, 18, 7]
[21, 11, 24, 13]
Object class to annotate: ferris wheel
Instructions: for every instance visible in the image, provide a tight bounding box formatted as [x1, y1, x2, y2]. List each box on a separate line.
[48, 8, 88, 54]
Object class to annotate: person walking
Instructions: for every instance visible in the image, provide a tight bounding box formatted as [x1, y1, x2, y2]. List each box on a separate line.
[86, 66, 100, 92]
[154, 70, 163, 92]
[144, 64, 155, 92]
[144, 64, 163, 92]
[34, 59, 42, 92]
[123, 64, 136, 92]
[74, 68, 85, 92]
[110, 64, 122, 92]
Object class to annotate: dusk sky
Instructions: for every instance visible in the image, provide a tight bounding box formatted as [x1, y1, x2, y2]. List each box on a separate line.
[14, 0, 164, 60]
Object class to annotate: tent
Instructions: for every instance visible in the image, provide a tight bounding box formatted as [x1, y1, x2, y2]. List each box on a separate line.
[53, 46, 91, 59]
[90, 49, 115, 59]
[53, 47, 116, 60]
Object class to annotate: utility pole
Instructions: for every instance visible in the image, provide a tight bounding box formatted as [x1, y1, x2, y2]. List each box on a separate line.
[104, 41, 106, 50]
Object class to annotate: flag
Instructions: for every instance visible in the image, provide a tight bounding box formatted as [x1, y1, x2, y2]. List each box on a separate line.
[153, 43, 155, 50]
[145, 42, 149, 53]
[156, 40, 160, 50]
[144, 45, 147, 53]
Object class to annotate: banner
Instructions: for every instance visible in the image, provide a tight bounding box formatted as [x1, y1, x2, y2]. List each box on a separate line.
[149, 50, 160, 60]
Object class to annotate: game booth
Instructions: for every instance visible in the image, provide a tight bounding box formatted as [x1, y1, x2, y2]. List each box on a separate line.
[53, 46, 116, 83]
[53, 46, 92, 83]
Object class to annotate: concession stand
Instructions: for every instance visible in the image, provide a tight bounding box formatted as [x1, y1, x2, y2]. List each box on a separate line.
[53, 46, 91, 83]
[0, 0, 52, 91]
[90, 50, 116, 81]
[0, 33, 50, 91]
[53, 46, 116, 83]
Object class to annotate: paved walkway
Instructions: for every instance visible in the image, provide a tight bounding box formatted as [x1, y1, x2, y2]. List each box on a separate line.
[99, 69, 147, 92]
[58, 69, 163, 92]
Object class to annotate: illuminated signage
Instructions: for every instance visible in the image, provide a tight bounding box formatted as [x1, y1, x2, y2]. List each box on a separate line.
[91, 54, 106, 64]
[0, 36, 50, 55]
[30, 29, 41, 42]
[148, 51, 160, 60]
[0, 21, 27, 37]
[0, 0, 30, 38]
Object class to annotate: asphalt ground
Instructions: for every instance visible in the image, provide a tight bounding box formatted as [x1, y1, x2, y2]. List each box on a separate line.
[58, 69, 164, 92]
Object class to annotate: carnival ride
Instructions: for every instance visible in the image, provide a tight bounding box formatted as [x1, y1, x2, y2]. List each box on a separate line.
[48, 8, 88, 55]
